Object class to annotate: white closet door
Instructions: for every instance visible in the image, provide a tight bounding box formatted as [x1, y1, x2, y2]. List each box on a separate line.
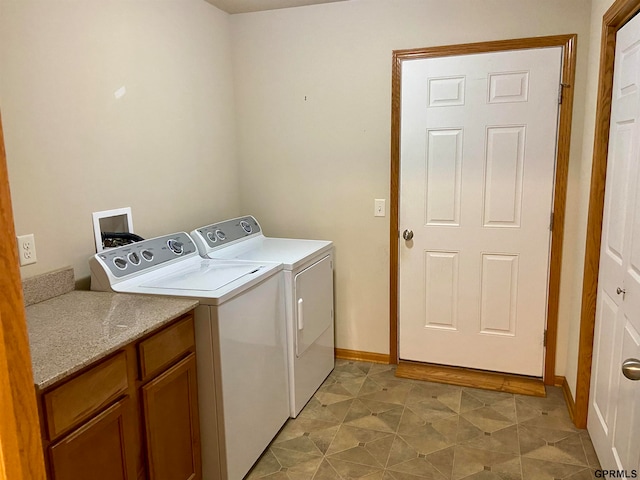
[588, 11, 640, 473]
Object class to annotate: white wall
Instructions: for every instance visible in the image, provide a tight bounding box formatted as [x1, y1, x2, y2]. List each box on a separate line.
[0, 0, 238, 281]
[1, 0, 600, 388]
[230, 0, 593, 371]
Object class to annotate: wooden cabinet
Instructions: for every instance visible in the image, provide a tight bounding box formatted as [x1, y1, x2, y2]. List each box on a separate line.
[49, 398, 137, 480]
[39, 312, 201, 480]
[142, 353, 201, 480]
[43, 352, 129, 440]
[138, 317, 196, 381]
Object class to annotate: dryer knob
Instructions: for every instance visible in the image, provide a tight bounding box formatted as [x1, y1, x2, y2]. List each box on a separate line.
[240, 220, 253, 234]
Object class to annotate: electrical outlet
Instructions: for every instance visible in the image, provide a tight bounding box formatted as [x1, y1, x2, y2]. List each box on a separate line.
[17, 234, 37, 266]
[374, 199, 386, 217]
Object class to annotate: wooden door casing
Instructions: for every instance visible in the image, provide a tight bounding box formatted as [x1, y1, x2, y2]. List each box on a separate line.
[390, 35, 578, 387]
[587, 11, 640, 470]
[577, 0, 640, 430]
[0, 111, 47, 478]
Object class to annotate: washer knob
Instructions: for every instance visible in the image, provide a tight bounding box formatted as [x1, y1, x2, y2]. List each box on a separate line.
[113, 257, 128, 270]
[206, 231, 217, 243]
[167, 239, 184, 255]
[128, 252, 141, 265]
[215, 230, 226, 241]
[141, 249, 154, 262]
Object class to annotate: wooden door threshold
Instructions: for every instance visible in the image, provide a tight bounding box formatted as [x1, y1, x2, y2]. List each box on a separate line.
[396, 361, 546, 397]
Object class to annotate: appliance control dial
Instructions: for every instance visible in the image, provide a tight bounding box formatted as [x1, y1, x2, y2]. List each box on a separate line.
[128, 252, 141, 265]
[141, 249, 154, 262]
[240, 220, 253, 234]
[113, 257, 128, 270]
[206, 231, 217, 243]
[167, 239, 184, 255]
[215, 230, 226, 241]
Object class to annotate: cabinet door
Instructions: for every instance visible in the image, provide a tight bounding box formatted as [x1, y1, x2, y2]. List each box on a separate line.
[142, 353, 201, 480]
[49, 397, 136, 480]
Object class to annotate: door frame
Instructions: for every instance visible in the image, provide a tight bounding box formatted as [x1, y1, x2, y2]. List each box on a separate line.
[575, 0, 640, 429]
[389, 35, 578, 386]
[0, 111, 47, 478]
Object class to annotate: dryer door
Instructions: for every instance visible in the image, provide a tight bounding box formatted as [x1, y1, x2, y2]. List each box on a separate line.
[294, 254, 333, 357]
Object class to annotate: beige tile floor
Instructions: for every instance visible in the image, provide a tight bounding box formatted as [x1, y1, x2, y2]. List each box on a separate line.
[246, 360, 600, 480]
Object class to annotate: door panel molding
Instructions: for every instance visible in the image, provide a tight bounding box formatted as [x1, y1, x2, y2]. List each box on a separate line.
[577, 0, 640, 430]
[390, 35, 577, 387]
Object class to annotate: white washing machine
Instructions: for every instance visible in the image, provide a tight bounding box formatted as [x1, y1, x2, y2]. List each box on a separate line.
[89, 232, 289, 480]
[191, 216, 334, 417]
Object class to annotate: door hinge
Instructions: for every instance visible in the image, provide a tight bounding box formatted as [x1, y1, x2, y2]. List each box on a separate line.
[558, 83, 569, 104]
[550, 211, 554, 231]
[543, 329, 547, 347]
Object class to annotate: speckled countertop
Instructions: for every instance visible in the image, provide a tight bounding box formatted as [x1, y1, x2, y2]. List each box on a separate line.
[25, 271, 198, 390]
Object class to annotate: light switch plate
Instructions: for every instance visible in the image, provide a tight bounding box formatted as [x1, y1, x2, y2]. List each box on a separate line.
[374, 199, 386, 217]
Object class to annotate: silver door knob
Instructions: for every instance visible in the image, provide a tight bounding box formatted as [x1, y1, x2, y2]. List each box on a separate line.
[403, 230, 414, 241]
[617, 287, 626, 295]
[622, 358, 640, 381]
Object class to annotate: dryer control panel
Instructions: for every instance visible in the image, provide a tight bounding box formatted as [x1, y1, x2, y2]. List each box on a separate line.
[193, 216, 261, 251]
[94, 232, 197, 278]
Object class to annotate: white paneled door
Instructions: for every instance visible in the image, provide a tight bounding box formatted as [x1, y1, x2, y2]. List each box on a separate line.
[399, 47, 563, 376]
[588, 12, 640, 473]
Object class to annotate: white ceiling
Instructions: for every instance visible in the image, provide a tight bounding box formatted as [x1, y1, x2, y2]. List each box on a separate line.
[205, 0, 347, 14]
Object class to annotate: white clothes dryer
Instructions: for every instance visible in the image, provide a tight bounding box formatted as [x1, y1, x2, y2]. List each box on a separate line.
[191, 216, 334, 417]
[90, 232, 288, 480]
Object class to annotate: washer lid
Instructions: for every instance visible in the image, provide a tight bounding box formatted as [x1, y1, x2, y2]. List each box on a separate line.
[110, 257, 282, 305]
[140, 261, 269, 291]
[211, 237, 333, 270]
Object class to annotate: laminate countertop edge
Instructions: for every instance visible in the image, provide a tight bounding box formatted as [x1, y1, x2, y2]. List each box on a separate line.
[26, 290, 199, 390]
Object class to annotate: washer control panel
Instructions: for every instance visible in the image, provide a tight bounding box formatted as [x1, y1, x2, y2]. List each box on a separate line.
[96, 232, 196, 278]
[194, 216, 261, 249]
